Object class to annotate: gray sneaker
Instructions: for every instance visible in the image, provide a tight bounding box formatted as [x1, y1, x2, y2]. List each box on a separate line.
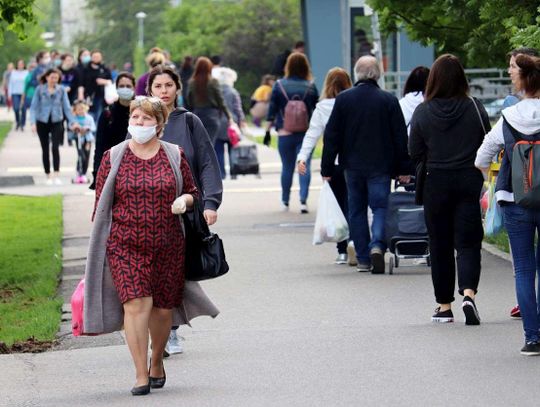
[165, 330, 184, 355]
[335, 253, 348, 265]
[356, 263, 371, 272]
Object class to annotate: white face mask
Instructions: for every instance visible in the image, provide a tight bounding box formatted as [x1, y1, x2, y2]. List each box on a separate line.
[117, 88, 134, 100]
[128, 125, 157, 144]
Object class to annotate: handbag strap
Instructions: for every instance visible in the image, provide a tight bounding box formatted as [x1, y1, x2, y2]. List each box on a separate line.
[469, 96, 487, 134]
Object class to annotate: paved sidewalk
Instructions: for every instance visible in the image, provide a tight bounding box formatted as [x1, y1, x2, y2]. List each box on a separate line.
[1, 108, 539, 406]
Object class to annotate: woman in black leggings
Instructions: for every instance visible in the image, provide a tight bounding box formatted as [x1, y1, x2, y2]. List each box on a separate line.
[29, 68, 77, 185]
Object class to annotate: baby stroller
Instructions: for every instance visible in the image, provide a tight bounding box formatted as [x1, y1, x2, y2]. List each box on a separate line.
[384, 179, 430, 274]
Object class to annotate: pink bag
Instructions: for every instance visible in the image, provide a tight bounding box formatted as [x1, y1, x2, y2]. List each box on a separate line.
[227, 123, 241, 147]
[71, 279, 85, 336]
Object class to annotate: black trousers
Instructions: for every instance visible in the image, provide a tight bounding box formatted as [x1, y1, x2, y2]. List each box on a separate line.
[423, 168, 484, 304]
[329, 166, 349, 254]
[75, 138, 91, 176]
[36, 120, 64, 174]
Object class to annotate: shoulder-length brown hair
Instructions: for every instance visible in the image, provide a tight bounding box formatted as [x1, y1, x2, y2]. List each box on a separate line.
[284, 52, 312, 81]
[191, 56, 213, 102]
[515, 54, 540, 96]
[147, 65, 182, 107]
[320, 67, 352, 100]
[424, 54, 469, 101]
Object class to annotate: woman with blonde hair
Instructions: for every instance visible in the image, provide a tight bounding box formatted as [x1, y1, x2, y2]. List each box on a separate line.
[267, 52, 319, 213]
[136, 47, 166, 96]
[297, 67, 353, 263]
[85, 96, 218, 395]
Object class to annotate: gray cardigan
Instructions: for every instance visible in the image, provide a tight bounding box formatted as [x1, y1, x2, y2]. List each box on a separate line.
[83, 140, 219, 334]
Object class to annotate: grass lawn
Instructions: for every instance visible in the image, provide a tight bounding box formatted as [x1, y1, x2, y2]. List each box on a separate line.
[0, 195, 63, 347]
[484, 231, 510, 253]
[0, 121, 11, 149]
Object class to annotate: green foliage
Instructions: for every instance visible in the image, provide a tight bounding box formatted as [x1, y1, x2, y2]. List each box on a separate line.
[509, 6, 540, 51]
[0, 195, 63, 346]
[0, 23, 45, 70]
[0, 121, 11, 148]
[133, 45, 146, 78]
[72, 0, 170, 67]
[159, 0, 301, 104]
[0, 0, 36, 43]
[367, 0, 540, 67]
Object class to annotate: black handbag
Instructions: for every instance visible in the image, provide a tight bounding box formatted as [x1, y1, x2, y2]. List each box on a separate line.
[414, 160, 427, 206]
[183, 200, 229, 281]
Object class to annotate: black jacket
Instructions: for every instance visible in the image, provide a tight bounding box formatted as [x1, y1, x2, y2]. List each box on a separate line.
[409, 97, 491, 170]
[91, 102, 130, 187]
[321, 80, 410, 177]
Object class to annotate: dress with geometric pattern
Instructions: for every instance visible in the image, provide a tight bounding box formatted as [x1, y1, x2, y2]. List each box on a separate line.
[94, 146, 198, 309]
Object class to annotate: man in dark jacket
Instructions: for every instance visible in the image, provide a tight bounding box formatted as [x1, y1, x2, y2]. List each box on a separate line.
[321, 56, 411, 274]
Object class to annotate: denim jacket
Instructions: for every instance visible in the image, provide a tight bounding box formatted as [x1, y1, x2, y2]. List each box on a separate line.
[30, 84, 75, 125]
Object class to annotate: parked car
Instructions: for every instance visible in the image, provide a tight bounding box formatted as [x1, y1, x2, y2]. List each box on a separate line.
[483, 98, 505, 120]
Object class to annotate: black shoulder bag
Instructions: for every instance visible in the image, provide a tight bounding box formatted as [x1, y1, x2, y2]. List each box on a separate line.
[183, 200, 229, 281]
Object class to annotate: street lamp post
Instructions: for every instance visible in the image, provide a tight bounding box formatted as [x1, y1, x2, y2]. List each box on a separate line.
[135, 11, 147, 49]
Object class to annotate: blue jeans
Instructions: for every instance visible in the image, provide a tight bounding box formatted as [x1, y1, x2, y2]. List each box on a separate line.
[345, 170, 390, 264]
[11, 94, 26, 128]
[277, 134, 311, 204]
[503, 203, 540, 343]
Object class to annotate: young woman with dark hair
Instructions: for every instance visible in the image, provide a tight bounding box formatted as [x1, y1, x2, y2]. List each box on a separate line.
[267, 52, 319, 213]
[147, 64, 222, 356]
[185, 57, 230, 144]
[399, 66, 430, 133]
[30, 68, 78, 185]
[476, 54, 540, 355]
[90, 71, 136, 189]
[409, 54, 490, 325]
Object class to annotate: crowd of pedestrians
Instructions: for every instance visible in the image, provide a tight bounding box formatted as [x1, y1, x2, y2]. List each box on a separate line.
[4, 40, 540, 395]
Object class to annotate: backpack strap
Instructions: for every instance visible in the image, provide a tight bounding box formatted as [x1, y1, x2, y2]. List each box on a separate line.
[277, 80, 290, 101]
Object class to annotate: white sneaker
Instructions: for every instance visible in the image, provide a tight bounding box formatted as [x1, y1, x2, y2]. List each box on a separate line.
[347, 241, 357, 266]
[45, 178, 53, 186]
[335, 253, 348, 265]
[165, 330, 184, 355]
[53, 177, 63, 185]
[300, 203, 308, 214]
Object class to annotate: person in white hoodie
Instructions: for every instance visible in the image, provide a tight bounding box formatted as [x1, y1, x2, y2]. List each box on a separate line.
[399, 66, 429, 136]
[475, 53, 540, 356]
[297, 67, 353, 264]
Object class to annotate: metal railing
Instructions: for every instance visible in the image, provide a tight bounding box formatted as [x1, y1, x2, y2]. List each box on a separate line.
[384, 69, 511, 101]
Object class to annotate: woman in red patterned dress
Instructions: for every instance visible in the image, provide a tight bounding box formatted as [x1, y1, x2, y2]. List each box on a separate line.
[94, 96, 197, 395]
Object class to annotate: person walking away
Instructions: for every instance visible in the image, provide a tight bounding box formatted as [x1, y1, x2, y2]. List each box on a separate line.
[250, 74, 275, 127]
[409, 54, 490, 324]
[179, 56, 194, 105]
[214, 67, 246, 179]
[8, 59, 29, 130]
[136, 48, 166, 96]
[69, 100, 96, 184]
[90, 72, 136, 190]
[297, 67, 353, 264]
[476, 54, 540, 354]
[501, 47, 539, 319]
[186, 56, 231, 145]
[81, 50, 112, 122]
[147, 65, 223, 355]
[321, 56, 411, 274]
[399, 66, 430, 135]
[266, 52, 319, 213]
[271, 41, 305, 78]
[30, 68, 79, 185]
[86, 96, 218, 395]
[2, 62, 14, 111]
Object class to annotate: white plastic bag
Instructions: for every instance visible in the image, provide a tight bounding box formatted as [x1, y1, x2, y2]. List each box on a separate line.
[312, 182, 349, 245]
[104, 81, 118, 105]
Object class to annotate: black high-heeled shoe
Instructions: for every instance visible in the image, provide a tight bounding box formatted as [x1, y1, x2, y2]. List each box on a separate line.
[131, 383, 150, 396]
[149, 358, 166, 389]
